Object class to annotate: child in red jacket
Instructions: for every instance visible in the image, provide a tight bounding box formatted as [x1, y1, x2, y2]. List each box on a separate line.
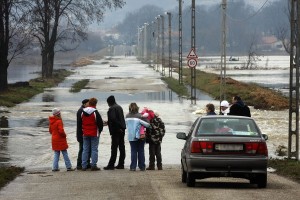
[49, 108, 74, 172]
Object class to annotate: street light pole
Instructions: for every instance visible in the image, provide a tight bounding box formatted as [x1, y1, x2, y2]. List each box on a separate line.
[160, 15, 165, 76]
[220, 0, 227, 105]
[191, 0, 196, 104]
[178, 0, 183, 84]
[166, 12, 172, 77]
[156, 16, 160, 72]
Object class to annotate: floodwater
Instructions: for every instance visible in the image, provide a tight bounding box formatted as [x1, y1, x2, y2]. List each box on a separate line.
[0, 56, 292, 170]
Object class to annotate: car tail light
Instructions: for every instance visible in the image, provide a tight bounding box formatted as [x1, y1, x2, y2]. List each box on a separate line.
[245, 142, 268, 156]
[191, 141, 213, 153]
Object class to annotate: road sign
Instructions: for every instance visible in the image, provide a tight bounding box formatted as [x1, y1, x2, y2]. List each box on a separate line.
[187, 48, 198, 59]
[188, 58, 197, 68]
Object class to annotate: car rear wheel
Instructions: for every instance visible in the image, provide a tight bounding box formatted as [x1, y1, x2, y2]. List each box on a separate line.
[256, 174, 267, 188]
[186, 172, 195, 187]
[181, 164, 187, 183]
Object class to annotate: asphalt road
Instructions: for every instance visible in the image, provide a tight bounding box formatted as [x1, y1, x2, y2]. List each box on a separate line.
[0, 165, 299, 200]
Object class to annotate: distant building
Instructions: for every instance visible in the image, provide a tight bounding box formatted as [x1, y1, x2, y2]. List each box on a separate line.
[257, 35, 285, 52]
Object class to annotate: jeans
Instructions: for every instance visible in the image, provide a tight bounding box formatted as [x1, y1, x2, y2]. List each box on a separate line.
[82, 136, 100, 169]
[107, 131, 126, 167]
[53, 150, 72, 170]
[129, 140, 145, 170]
[77, 142, 91, 168]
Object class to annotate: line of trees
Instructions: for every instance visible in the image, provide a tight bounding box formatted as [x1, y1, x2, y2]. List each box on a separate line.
[0, 0, 125, 92]
[116, 0, 289, 56]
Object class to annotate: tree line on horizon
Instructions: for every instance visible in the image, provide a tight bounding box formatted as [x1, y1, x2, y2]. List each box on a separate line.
[116, 0, 289, 56]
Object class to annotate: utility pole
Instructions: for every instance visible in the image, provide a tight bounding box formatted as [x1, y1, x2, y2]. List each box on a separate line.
[156, 16, 161, 72]
[220, 0, 227, 109]
[137, 27, 142, 60]
[161, 15, 165, 76]
[288, 0, 299, 160]
[178, 0, 183, 84]
[144, 23, 148, 62]
[166, 12, 172, 77]
[191, 0, 196, 104]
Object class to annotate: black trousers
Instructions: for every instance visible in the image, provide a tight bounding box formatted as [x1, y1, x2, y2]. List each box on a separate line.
[107, 131, 126, 167]
[148, 143, 162, 167]
[77, 142, 91, 168]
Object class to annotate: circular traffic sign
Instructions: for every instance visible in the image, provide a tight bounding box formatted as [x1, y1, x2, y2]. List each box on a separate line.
[188, 58, 197, 68]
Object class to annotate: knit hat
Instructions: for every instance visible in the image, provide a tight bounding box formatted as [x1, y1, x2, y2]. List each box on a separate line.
[82, 99, 89, 105]
[220, 100, 229, 108]
[52, 108, 61, 116]
[107, 95, 116, 106]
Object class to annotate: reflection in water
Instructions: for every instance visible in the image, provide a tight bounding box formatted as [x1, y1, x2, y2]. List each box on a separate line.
[0, 116, 9, 164]
[42, 93, 55, 102]
[0, 116, 9, 136]
[36, 118, 49, 128]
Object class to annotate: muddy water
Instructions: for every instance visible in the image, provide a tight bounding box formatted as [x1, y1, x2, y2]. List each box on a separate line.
[0, 56, 291, 170]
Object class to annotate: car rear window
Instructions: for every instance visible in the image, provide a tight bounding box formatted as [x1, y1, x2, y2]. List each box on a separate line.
[196, 118, 260, 137]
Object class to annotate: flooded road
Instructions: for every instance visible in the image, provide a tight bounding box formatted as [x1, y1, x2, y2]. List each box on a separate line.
[0, 56, 291, 170]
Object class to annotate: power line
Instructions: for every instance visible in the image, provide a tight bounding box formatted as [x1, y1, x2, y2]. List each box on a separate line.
[225, 0, 270, 23]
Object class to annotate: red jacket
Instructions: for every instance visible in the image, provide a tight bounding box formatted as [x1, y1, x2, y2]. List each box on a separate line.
[81, 107, 103, 137]
[49, 116, 68, 151]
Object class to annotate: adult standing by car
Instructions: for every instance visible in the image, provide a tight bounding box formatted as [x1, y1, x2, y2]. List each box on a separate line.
[146, 111, 165, 170]
[228, 96, 251, 117]
[219, 100, 230, 115]
[125, 102, 150, 171]
[104, 95, 126, 170]
[76, 99, 91, 170]
[81, 97, 103, 171]
[206, 103, 217, 115]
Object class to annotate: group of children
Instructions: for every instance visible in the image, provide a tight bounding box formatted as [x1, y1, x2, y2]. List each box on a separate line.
[48, 103, 165, 172]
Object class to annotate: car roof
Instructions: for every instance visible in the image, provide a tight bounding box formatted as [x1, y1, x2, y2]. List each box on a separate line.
[198, 115, 252, 120]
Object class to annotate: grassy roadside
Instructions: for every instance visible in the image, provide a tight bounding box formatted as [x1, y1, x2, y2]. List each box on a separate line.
[268, 159, 300, 184]
[0, 69, 73, 107]
[176, 68, 289, 110]
[69, 79, 90, 93]
[0, 166, 24, 189]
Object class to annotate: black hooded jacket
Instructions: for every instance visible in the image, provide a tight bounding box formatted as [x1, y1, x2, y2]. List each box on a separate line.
[107, 96, 126, 135]
[228, 100, 251, 117]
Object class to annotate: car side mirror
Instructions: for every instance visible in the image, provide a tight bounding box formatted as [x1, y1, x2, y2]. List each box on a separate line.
[176, 132, 187, 140]
[262, 134, 268, 141]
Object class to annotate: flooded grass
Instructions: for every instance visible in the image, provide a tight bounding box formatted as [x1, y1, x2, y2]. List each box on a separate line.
[268, 159, 300, 183]
[69, 79, 90, 93]
[70, 57, 94, 67]
[0, 166, 24, 189]
[0, 69, 72, 107]
[161, 77, 190, 98]
[180, 68, 289, 110]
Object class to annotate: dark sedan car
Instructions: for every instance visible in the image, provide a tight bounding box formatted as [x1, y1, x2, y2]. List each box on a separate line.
[177, 115, 268, 188]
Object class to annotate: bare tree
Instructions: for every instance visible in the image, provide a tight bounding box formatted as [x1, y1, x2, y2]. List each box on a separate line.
[0, 0, 32, 92]
[244, 34, 260, 69]
[30, 0, 125, 78]
[274, 0, 290, 55]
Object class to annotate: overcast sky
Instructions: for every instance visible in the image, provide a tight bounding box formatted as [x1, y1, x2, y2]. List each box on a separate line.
[95, 0, 279, 30]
